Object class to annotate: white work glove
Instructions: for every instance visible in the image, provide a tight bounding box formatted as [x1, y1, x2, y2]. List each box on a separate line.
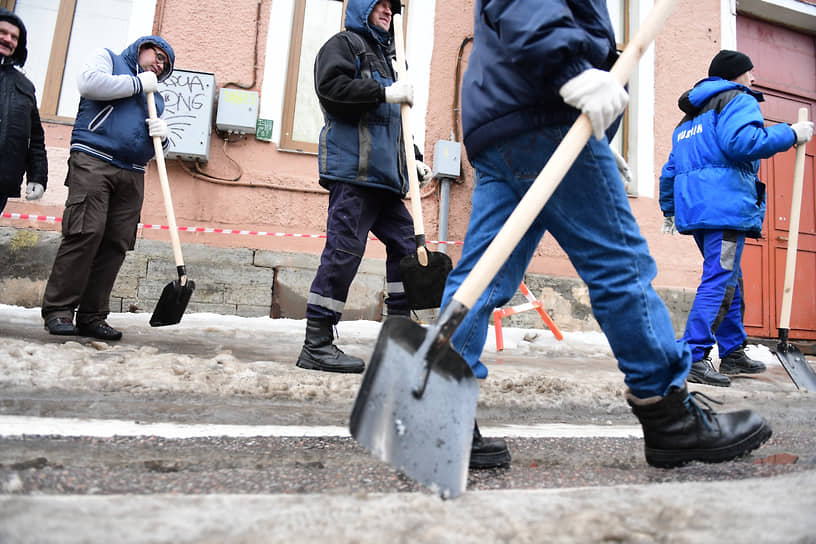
[610, 147, 632, 192]
[791, 121, 814, 145]
[25, 182, 44, 201]
[146, 118, 168, 140]
[416, 161, 432, 187]
[137, 70, 158, 93]
[662, 216, 677, 235]
[385, 79, 413, 107]
[559, 68, 629, 140]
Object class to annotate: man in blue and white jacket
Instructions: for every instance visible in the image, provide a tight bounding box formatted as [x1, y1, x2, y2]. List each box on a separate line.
[660, 50, 813, 386]
[41, 36, 175, 341]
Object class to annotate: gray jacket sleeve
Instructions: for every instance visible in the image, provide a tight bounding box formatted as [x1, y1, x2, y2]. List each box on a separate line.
[76, 48, 143, 101]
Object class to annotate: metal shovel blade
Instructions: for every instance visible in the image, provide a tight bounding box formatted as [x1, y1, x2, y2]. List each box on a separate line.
[150, 279, 195, 327]
[776, 341, 816, 391]
[350, 317, 479, 499]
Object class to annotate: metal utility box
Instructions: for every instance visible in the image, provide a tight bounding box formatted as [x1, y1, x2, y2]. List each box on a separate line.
[157, 69, 215, 162]
[433, 140, 462, 178]
[216, 88, 259, 134]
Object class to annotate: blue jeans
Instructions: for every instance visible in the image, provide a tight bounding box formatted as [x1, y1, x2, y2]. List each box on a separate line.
[440, 128, 690, 398]
[681, 230, 746, 361]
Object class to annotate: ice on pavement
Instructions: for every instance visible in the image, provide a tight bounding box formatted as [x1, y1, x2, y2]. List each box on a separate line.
[0, 304, 781, 413]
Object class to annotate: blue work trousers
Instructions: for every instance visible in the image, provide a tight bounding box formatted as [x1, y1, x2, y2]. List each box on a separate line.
[306, 182, 415, 323]
[681, 230, 746, 361]
[440, 128, 691, 398]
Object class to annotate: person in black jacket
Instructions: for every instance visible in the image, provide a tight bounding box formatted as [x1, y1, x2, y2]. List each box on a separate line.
[295, 0, 431, 374]
[0, 8, 46, 213]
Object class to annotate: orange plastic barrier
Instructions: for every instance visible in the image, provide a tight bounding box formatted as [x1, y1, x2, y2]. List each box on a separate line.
[493, 282, 563, 351]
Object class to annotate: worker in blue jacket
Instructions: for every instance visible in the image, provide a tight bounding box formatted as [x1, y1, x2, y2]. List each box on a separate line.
[442, 2, 774, 470]
[660, 50, 813, 387]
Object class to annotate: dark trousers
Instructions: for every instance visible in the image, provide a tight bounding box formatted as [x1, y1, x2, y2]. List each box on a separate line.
[0, 196, 7, 213]
[306, 182, 416, 323]
[42, 152, 144, 326]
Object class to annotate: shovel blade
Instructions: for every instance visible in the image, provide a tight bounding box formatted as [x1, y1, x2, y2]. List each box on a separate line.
[150, 279, 195, 327]
[776, 342, 816, 391]
[350, 317, 478, 498]
[399, 249, 453, 310]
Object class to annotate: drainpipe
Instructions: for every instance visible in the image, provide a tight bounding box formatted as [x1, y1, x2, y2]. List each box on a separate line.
[438, 176, 451, 254]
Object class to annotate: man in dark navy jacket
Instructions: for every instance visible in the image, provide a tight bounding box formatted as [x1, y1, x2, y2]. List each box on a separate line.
[440, 1, 774, 470]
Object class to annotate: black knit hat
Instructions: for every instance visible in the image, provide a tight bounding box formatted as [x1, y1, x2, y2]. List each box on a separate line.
[708, 50, 753, 81]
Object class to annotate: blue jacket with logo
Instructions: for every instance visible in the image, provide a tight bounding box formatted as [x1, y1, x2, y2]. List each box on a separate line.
[461, 0, 620, 159]
[71, 36, 175, 172]
[659, 77, 795, 237]
[314, 0, 410, 196]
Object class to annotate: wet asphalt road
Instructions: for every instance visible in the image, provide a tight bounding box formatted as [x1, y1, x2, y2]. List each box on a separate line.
[2, 433, 814, 496]
[1, 317, 816, 497]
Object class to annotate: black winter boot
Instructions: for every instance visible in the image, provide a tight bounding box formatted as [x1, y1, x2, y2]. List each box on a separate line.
[384, 306, 411, 322]
[296, 318, 365, 374]
[469, 421, 511, 469]
[627, 385, 772, 468]
[719, 346, 766, 375]
[688, 356, 731, 387]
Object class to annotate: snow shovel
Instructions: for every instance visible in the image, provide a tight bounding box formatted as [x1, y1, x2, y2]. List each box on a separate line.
[350, 0, 679, 498]
[392, 12, 452, 310]
[146, 91, 195, 327]
[775, 108, 816, 391]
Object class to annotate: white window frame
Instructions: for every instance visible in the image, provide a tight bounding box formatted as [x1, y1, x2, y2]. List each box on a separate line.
[626, 0, 656, 198]
[260, 0, 434, 154]
[6, 0, 156, 120]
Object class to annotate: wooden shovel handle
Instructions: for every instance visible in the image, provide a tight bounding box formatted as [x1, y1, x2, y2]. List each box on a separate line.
[146, 91, 187, 280]
[779, 107, 809, 330]
[451, 0, 679, 309]
[392, 12, 428, 266]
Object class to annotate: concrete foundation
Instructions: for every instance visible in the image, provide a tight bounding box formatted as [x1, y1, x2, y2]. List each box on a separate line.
[0, 226, 694, 334]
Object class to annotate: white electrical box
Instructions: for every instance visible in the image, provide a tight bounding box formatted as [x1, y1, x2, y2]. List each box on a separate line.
[216, 88, 259, 134]
[433, 140, 462, 178]
[158, 69, 215, 162]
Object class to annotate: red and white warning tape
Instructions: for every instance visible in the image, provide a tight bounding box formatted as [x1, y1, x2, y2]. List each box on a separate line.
[1, 211, 462, 245]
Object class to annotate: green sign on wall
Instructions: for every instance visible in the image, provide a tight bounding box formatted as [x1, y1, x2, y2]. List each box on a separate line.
[256, 118, 274, 142]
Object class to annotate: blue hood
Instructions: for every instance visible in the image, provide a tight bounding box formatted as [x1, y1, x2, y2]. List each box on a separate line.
[344, 0, 392, 46]
[121, 35, 175, 82]
[679, 77, 763, 116]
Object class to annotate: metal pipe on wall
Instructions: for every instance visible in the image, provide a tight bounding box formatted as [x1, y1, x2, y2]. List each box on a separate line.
[438, 177, 451, 254]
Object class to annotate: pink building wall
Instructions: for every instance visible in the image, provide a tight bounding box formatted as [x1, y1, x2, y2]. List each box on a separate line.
[3, 0, 727, 292]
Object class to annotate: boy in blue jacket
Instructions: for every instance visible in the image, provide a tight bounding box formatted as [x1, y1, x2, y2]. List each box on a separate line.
[660, 50, 813, 386]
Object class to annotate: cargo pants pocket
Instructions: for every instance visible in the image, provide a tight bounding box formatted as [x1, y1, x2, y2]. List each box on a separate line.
[61, 193, 88, 236]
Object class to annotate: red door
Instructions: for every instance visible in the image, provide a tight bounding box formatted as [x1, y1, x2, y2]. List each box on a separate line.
[739, 16, 816, 341]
